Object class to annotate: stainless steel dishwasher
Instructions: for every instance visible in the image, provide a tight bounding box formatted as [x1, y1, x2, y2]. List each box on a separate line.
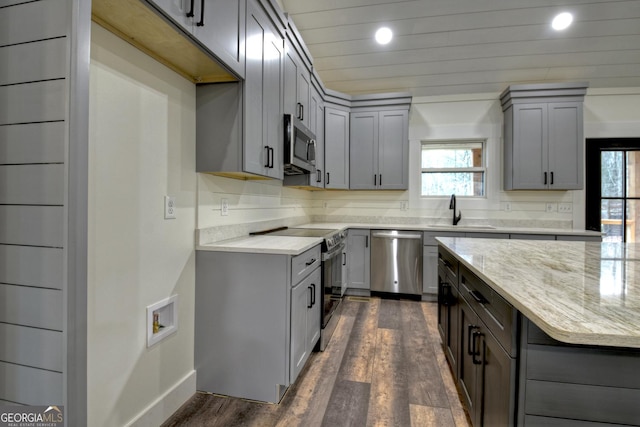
[371, 230, 423, 295]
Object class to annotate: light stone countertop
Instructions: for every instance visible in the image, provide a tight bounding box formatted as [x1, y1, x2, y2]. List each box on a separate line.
[196, 235, 323, 255]
[196, 222, 600, 255]
[437, 237, 640, 348]
[298, 222, 601, 237]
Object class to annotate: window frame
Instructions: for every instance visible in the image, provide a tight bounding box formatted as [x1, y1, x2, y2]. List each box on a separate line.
[420, 139, 487, 198]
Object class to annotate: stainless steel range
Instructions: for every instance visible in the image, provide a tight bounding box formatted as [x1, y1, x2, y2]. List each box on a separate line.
[256, 227, 347, 351]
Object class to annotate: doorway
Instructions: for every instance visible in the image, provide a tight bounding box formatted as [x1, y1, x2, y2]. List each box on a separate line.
[586, 138, 640, 242]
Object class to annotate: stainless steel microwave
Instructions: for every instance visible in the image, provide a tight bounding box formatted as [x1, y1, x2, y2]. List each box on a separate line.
[284, 114, 316, 175]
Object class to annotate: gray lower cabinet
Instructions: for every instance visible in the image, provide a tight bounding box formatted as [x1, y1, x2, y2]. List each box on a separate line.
[346, 229, 370, 290]
[290, 268, 321, 382]
[349, 109, 409, 190]
[196, 0, 283, 179]
[324, 107, 350, 189]
[519, 319, 640, 426]
[437, 262, 459, 377]
[458, 266, 517, 427]
[144, 0, 245, 78]
[195, 245, 321, 403]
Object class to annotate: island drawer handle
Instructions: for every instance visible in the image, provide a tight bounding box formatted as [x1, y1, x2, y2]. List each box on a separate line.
[469, 289, 487, 305]
[305, 258, 316, 266]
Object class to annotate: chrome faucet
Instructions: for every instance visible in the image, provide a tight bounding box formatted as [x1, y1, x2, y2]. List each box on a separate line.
[449, 194, 462, 225]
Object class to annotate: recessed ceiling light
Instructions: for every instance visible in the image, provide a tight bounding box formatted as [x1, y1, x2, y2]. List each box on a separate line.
[552, 12, 573, 31]
[375, 27, 393, 45]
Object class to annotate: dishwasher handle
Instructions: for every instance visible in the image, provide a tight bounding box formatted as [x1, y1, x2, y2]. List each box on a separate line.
[372, 232, 422, 240]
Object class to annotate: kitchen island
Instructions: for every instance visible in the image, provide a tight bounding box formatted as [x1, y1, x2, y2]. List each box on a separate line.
[436, 237, 640, 427]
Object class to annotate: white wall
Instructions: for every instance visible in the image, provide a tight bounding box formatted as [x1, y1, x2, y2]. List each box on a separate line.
[88, 24, 196, 426]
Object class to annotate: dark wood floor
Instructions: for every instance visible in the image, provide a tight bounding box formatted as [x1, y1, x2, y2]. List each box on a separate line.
[162, 297, 472, 427]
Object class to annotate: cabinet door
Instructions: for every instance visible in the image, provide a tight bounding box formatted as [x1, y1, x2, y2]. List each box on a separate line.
[347, 229, 370, 290]
[423, 246, 438, 296]
[309, 86, 325, 188]
[306, 268, 321, 350]
[192, 0, 245, 78]
[325, 108, 350, 189]
[146, 0, 194, 34]
[297, 67, 311, 127]
[458, 296, 480, 419]
[510, 104, 548, 190]
[378, 110, 408, 190]
[283, 43, 299, 117]
[477, 328, 515, 427]
[547, 102, 583, 190]
[445, 276, 459, 377]
[244, 0, 283, 179]
[290, 279, 309, 383]
[349, 111, 378, 190]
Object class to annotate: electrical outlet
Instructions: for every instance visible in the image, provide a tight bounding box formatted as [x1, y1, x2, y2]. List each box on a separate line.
[546, 202, 558, 213]
[323, 201, 328, 209]
[164, 196, 176, 219]
[504, 202, 512, 212]
[221, 199, 229, 216]
[400, 201, 409, 211]
[558, 203, 573, 213]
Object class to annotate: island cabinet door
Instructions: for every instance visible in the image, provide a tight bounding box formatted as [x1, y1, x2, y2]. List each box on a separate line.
[476, 327, 516, 427]
[458, 296, 480, 418]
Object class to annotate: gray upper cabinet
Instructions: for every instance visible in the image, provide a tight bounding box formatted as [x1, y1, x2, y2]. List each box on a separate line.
[324, 107, 350, 189]
[350, 109, 409, 190]
[501, 82, 588, 191]
[145, 0, 246, 78]
[284, 19, 312, 128]
[196, 0, 284, 179]
[309, 82, 325, 188]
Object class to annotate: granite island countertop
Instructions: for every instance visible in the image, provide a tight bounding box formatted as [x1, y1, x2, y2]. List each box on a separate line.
[436, 237, 640, 348]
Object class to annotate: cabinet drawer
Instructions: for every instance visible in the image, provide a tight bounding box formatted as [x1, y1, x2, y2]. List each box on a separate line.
[438, 247, 459, 282]
[459, 266, 517, 356]
[291, 245, 321, 285]
[526, 343, 640, 390]
[524, 379, 640, 426]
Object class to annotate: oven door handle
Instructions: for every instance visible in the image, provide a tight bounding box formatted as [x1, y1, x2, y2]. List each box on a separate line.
[322, 243, 346, 261]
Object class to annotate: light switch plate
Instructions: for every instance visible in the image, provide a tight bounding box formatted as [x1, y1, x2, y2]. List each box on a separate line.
[221, 198, 229, 216]
[164, 196, 176, 219]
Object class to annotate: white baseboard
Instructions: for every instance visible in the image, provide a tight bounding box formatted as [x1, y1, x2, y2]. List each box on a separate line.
[125, 370, 196, 427]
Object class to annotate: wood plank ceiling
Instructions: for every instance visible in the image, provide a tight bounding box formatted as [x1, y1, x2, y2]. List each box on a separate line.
[278, 0, 640, 96]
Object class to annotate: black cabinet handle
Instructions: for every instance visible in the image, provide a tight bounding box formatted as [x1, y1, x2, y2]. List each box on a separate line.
[269, 147, 274, 168]
[308, 286, 313, 308]
[326, 172, 330, 185]
[305, 258, 316, 266]
[469, 289, 486, 304]
[472, 331, 483, 365]
[316, 169, 322, 183]
[365, 235, 369, 248]
[311, 283, 316, 306]
[374, 174, 377, 186]
[264, 146, 270, 168]
[544, 171, 548, 185]
[550, 171, 554, 185]
[196, 0, 204, 26]
[300, 104, 304, 121]
[297, 103, 303, 120]
[186, 0, 194, 17]
[467, 325, 478, 355]
[342, 252, 346, 266]
[379, 174, 382, 186]
[440, 282, 451, 306]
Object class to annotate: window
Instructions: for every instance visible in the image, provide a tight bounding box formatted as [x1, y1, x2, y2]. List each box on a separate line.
[586, 138, 640, 242]
[421, 140, 485, 197]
